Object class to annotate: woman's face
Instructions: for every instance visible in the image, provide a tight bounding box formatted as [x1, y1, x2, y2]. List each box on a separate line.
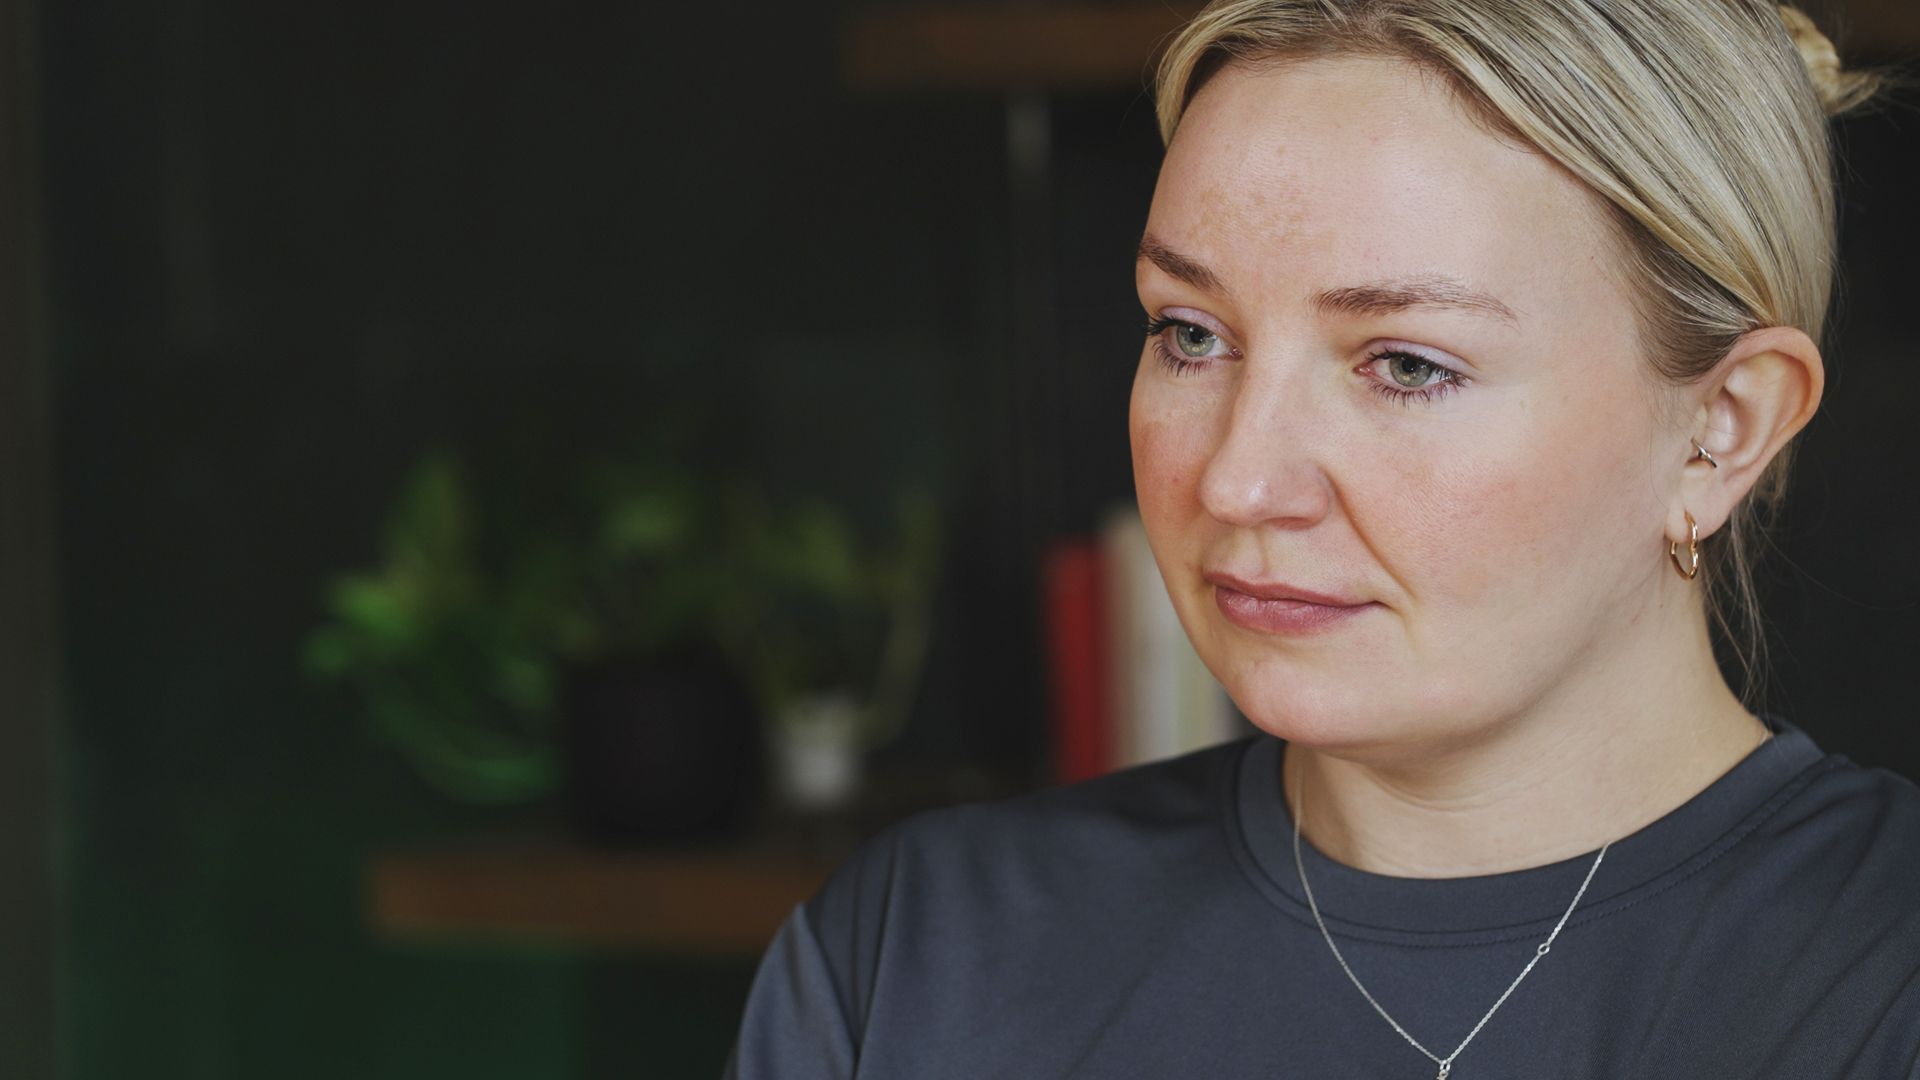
[1131, 54, 1681, 754]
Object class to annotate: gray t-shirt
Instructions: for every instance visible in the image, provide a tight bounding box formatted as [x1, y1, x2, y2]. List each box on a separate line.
[725, 716, 1920, 1078]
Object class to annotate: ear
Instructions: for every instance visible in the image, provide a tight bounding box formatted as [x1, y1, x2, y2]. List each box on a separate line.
[1669, 325, 1825, 543]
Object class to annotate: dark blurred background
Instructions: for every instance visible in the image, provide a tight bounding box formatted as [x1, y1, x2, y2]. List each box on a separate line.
[1, 2, 1915, 1078]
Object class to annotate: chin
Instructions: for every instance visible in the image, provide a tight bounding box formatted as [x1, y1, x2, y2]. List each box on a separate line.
[1230, 682, 1398, 749]
[1220, 662, 1488, 757]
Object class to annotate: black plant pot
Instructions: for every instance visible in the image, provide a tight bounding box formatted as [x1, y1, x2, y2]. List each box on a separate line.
[558, 644, 765, 846]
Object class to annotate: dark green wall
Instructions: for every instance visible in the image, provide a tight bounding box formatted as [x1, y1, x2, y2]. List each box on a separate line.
[0, 0, 58, 1074]
[37, 2, 1146, 1077]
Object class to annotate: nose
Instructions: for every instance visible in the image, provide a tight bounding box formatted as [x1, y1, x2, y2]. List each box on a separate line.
[1197, 368, 1335, 530]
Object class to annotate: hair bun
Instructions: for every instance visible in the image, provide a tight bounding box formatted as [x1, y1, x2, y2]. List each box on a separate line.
[1778, 5, 1882, 116]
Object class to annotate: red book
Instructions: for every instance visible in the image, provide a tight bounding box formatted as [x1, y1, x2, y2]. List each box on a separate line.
[1042, 536, 1112, 785]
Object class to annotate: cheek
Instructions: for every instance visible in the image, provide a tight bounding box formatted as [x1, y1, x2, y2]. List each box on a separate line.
[1378, 377, 1660, 623]
[1128, 371, 1216, 526]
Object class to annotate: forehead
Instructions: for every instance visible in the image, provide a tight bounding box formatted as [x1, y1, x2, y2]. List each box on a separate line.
[1148, 54, 1617, 317]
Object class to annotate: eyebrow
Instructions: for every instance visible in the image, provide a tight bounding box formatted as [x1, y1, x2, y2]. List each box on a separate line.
[1136, 232, 1519, 325]
[1137, 233, 1232, 298]
[1314, 276, 1519, 325]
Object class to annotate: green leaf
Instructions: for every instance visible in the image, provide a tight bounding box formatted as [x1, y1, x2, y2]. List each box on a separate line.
[492, 653, 554, 713]
[756, 499, 861, 598]
[599, 488, 696, 559]
[326, 575, 421, 648]
[384, 451, 479, 601]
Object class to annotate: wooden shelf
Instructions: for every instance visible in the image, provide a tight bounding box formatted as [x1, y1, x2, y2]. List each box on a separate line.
[842, 3, 1203, 91]
[368, 841, 841, 955]
[368, 749, 1044, 949]
[1846, 0, 1920, 58]
[840, 1, 1913, 93]
[368, 758, 1035, 954]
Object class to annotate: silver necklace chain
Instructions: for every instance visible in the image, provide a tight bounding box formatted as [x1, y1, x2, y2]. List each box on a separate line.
[1290, 759, 1611, 1080]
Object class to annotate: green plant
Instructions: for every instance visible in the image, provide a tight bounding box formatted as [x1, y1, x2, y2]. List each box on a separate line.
[303, 447, 944, 804]
[709, 484, 944, 749]
[303, 451, 592, 802]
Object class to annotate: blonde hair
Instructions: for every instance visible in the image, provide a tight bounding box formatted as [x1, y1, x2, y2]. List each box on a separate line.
[1152, 0, 1884, 703]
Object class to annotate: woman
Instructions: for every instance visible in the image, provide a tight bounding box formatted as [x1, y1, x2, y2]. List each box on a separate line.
[727, 2, 1920, 1077]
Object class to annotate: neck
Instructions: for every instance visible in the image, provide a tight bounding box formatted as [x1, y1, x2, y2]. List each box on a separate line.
[1283, 600, 1771, 879]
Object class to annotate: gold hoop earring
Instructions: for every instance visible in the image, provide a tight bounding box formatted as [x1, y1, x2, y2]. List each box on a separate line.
[1668, 510, 1701, 581]
[1690, 438, 1718, 468]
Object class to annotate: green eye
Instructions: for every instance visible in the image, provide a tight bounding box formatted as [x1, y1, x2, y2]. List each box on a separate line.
[1388, 353, 1439, 387]
[1366, 347, 1467, 405]
[1175, 324, 1217, 357]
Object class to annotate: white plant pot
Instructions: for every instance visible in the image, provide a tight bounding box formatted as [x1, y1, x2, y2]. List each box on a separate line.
[770, 691, 865, 812]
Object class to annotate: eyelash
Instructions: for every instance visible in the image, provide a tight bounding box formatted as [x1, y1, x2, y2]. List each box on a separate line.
[1142, 317, 1468, 406]
[1362, 349, 1468, 407]
[1144, 316, 1221, 377]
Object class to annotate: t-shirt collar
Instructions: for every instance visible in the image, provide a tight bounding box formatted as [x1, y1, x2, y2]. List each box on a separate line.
[1231, 713, 1828, 942]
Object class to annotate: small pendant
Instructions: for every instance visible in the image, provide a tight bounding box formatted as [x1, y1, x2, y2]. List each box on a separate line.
[1436, 1065, 1451, 1079]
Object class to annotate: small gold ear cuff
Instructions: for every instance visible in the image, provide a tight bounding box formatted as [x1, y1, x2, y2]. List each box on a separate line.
[1690, 438, 1718, 468]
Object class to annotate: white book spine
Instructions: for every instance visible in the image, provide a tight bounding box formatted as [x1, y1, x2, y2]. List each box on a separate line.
[1100, 502, 1232, 769]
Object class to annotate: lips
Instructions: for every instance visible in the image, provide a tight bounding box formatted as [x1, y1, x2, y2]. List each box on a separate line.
[1205, 571, 1377, 635]
[1202, 571, 1366, 608]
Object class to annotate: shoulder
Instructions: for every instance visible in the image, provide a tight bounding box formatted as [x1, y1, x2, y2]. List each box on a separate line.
[1748, 750, 1920, 971]
[1739, 745, 1920, 935]
[780, 736, 1256, 1047]
[1745, 752, 1920, 1051]
[863, 734, 1244, 869]
[798, 734, 1254, 948]
[1764, 750, 1920, 888]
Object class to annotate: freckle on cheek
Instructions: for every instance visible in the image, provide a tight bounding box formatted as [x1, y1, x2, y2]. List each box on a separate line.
[1409, 474, 1529, 597]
